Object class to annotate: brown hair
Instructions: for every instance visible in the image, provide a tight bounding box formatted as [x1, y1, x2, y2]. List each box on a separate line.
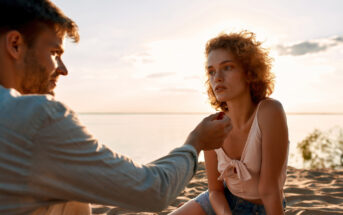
[0, 0, 79, 46]
[205, 30, 274, 111]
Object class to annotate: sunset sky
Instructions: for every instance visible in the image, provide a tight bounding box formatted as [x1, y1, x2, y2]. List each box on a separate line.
[52, 0, 343, 113]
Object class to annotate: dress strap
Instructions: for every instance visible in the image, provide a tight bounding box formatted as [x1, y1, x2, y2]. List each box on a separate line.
[239, 98, 267, 160]
[256, 98, 269, 115]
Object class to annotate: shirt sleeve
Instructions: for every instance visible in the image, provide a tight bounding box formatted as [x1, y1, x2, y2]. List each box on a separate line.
[28, 100, 198, 212]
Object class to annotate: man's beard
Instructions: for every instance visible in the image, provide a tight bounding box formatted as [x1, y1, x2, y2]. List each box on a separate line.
[21, 50, 54, 96]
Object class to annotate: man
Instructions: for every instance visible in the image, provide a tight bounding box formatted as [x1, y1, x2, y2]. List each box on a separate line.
[0, 0, 232, 214]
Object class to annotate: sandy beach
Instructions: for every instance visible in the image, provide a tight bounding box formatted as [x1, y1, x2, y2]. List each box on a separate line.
[92, 162, 343, 215]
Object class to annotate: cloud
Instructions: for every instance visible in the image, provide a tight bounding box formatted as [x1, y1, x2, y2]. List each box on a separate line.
[124, 51, 155, 64]
[146, 72, 176, 78]
[276, 36, 343, 56]
[334, 36, 343, 42]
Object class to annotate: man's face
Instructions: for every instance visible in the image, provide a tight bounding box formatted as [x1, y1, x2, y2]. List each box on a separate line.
[21, 27, 68, 95]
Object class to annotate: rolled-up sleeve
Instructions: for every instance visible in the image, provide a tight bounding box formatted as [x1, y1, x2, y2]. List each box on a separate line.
[28, 100, 198, 212]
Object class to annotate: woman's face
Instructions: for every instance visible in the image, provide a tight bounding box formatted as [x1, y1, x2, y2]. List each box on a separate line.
[207, 49, 249, 103]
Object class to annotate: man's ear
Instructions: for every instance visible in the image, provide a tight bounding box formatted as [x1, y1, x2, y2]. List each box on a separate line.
[5, 30, 26, 60]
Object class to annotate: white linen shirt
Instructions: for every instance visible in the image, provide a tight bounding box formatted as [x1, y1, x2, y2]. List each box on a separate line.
[0, 85, 198, 215]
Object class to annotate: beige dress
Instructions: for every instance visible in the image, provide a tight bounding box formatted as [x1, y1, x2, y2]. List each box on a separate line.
[214, 99, 288, 199]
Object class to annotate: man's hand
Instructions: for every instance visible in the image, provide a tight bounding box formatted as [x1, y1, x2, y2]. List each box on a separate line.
[185, 112, 232, 154]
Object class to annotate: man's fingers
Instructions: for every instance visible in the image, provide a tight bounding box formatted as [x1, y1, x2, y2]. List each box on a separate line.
[207, 112, 224, 121]
[213, 115, 232, 137]
[211, 114, 231, 127]
[220, 115, 231, 123]
[195, 113, 233, 151]
[224, 124, 233, 134]
[223, 116, 232, 128]
[216, 112, 225, 120]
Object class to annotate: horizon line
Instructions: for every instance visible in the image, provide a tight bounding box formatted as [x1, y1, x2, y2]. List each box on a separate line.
[77, 112, 343, 115]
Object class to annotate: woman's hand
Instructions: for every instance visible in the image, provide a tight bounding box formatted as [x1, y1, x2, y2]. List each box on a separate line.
[205, 150, 232, 215]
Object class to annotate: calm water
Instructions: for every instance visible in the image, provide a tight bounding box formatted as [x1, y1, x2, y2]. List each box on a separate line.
[78, 113, 343, 168]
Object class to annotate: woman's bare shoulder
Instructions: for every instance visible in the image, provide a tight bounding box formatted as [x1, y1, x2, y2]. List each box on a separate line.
[257, 98, 286, 128]
[259, 98, 284, 115]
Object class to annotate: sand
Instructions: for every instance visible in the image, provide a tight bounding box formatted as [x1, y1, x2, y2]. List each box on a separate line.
[91, 162, 343, 215]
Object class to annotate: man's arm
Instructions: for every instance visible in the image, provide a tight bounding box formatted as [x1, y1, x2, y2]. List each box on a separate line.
[28, 100, 231, 212]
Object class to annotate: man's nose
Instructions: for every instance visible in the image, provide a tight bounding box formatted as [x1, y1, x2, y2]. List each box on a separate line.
[56, 58, 68, 76]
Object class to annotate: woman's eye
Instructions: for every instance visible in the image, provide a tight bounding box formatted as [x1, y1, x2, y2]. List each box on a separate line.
[208, 70, 215, 76]
[223, 65, 232, 71]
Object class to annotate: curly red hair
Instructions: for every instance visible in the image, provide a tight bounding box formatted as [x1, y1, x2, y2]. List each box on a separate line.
[205, 30, 274, 111]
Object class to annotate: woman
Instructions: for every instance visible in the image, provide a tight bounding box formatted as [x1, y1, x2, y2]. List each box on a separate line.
[170, 31, 289, 215]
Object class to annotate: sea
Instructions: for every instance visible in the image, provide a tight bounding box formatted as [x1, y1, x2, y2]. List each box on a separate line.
[78, 113, 343, 169]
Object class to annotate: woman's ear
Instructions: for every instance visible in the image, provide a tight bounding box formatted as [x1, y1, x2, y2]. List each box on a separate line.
[5, 30, 26, 60]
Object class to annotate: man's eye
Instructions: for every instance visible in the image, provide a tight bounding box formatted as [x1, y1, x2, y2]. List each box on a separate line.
[51, 51, 60, 56]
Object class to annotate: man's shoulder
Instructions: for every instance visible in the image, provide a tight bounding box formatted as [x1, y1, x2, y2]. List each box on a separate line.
[0, 87, 73, 123]
[20, 94, 74, 120]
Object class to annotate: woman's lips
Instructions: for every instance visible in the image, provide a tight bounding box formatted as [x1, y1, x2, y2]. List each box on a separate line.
[215, 85, 227, 92]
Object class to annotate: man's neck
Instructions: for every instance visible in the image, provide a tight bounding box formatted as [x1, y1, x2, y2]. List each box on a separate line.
[0, 66, 22, 93]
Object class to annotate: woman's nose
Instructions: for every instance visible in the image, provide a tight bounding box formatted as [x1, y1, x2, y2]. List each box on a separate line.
[214, 70, 223, 82]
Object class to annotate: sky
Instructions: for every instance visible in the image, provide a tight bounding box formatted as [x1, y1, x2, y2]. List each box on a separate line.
[52, 0, 343, 113]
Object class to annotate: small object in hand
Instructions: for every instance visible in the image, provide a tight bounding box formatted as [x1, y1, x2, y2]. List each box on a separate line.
[216, 112, 225, 120]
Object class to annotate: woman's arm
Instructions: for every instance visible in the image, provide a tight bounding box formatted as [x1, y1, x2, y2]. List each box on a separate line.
[205, 150, 232, 215]
[258, 99, 289, 214]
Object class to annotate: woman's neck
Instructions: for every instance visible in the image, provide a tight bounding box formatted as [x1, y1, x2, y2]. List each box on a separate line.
[226, 95, 257, 130]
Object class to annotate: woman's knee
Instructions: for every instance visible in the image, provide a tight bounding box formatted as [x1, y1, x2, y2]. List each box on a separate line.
[169, 199, 206, 215]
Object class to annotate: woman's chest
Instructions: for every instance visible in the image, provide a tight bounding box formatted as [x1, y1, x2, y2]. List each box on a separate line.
[219, 127, 263, 174]
[222, 129, 250, 160]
